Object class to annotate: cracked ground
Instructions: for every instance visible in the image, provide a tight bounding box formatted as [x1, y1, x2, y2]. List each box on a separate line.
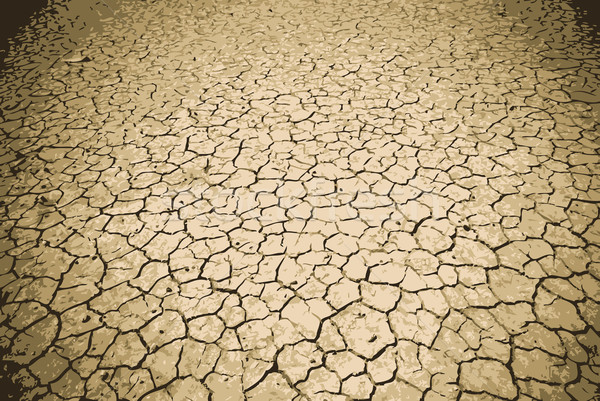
[1, 0, 600, 400]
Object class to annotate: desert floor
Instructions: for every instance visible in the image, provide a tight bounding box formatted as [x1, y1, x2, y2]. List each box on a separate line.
[0, 0, 599, 400]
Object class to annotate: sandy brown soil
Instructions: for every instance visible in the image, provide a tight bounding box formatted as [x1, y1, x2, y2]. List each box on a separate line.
[0, 0, 599, 400]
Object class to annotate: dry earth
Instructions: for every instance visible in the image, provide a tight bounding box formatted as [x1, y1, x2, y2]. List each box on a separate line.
[0, 0, 600, 400]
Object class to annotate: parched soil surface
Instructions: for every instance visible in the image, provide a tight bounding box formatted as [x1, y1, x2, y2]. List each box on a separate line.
[0, 0, 599, 400]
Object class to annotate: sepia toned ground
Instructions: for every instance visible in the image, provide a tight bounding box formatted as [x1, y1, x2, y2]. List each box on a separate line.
[1, 0, 600, 400]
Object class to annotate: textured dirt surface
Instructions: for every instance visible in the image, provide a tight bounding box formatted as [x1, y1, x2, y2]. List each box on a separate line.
[1, 0, 600, 400]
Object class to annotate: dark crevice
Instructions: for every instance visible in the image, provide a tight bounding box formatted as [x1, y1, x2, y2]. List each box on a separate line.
[564, 0, 600, 48]
[0, 0, 49, 66]
[0, 355, 26, 401]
